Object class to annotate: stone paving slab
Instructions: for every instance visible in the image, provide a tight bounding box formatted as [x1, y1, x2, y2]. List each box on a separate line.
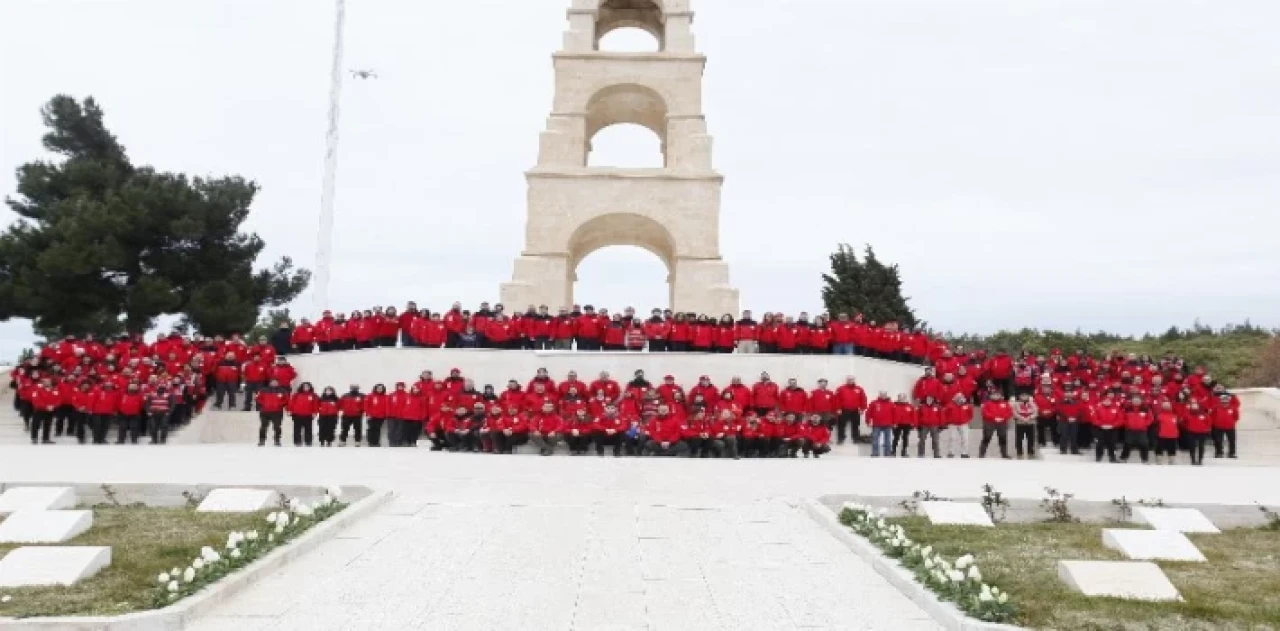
[1101, 528, 1206, 562]
[920, 501, 993, 526]
[1058, 560, 1181, 601]
[0, 546, 111, 587]
[196, 488, 278, 513]
[1133, 507, 1221, 534]
[0, 509, 93, 543]
[0, 486, 76, 515]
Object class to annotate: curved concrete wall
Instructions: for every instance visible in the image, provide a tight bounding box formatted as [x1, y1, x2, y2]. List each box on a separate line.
[289, 348, 924, 398]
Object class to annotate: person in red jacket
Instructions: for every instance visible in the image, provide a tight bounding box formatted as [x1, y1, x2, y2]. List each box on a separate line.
[714, 315, 737, 354]
[1119, 396, 1153, 463]
[891, 394, 917, 457]
[386, 382, 410, 446]
[313, 386, 340, 447]
[912, 367, 944, 404]
[255, 379, 289, 446]
[751, 373, 780, 415]
[1153, 401, 1181, 464]
[1056, 391, 1084, 456]
[916, 396, 944, 458]
[1210, 393, 1239, 459]
[241, 356, 269, 412]
[288, 382, 320, 447]
[834, 376, 868, 445]
[978, 392, 1012, 459]
[337, 385, 365, 446]
[529, 402, 563, 455]
[400, 384, 428, 447]
[807, 378, 837, 427]
[575, 306, 602, 351]
[668, 313, 691, 352]
[116, 382, 146, 445]
[361, 384, 389, 447]
[212, 352, 241, 410]
[89, 381, 121, 445]
[779, 379, 809, 416]
[865, 392, 896, 457]
[644, 406, 687, 456]
[1091, 394, 1121, 463]
[801, 414, 832, 457]
[734, 310, 759, 354]
[290, 319, 316, 354]
[1181, 400, 1211, 465]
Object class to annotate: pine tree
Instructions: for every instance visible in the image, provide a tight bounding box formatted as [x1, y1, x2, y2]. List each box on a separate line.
[821, 244, 919, 328]
[0, 95, 310, 338]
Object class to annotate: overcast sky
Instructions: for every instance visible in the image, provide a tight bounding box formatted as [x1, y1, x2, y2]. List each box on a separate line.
[2, 0, 1279, 358]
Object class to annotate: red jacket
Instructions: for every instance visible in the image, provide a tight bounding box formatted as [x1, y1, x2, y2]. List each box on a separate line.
[1092, 403, 1120, 429]
[643, 318, 671, 340]
[1124, 410, 1153, 432]
[944, 402, 973, 426]
[648, 416, 683, 443]
[401, 393, 428, 422]
[734, 321, 758, 341]
[531, 412, 563, 435]
[892, 402, 917, 427]
[339, 392, 364, 416]
[835, 384, 867, 411]
[1155, 412, 1180, 439]
[1210, 406, 1238, 430]
[866, 398, 896, 428]
[1182, 410, 1210, 433]
[980, 401, 1012, 424]
[805, 423, 832, 444]
[268, 364, 297, 388]
[576, 314, 601, 339]
[918, 404, 944, 428]
[90, 387, 121, 415]
[751, 381, 780, 409]
[256, 389, 288, 413]
[364, 392, 389, 418]
[288, 392, 320, 416]
[779, 387, 808, 414]
[807, 388, 836, 414]
[912, 377, 944, 403]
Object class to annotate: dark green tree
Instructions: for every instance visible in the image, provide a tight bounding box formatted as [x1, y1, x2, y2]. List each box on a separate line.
[0, 95, 309, 338]
[821, 244, 919, 328]
[247, 308, 293, 343]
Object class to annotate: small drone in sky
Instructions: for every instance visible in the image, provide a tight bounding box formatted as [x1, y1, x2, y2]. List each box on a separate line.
[349, 69, 378, 80]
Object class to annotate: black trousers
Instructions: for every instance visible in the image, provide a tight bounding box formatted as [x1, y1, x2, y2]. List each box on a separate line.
[91, 413, 115, 444]
[401, 421, 422, 446]
[1154, 437, 1178, 457]
[340, 415, 363, 443]
[70, 410, 88, 443]
[317, 415, 338, 444]
[1120, 429, 1149, 462]
[147, 411, 170, 443]
[836, 410, 861, 443]
[1036, 417, 1057, 446]
[649, 339, 667, 352]
[644, 441, 688, 456]
[566, 433, 593, 453]
[801, 439, 831, 457]
[292, 414, 314, 446]
[54, 404, 72, 435]
[386, 419, 403, 446]
[259, 411, 283, 444]
[446, 431, 477, 452]
[117, 414, 144, 444]
[594, 432, 623, 455]
[214, 381, 238, 408]
[492, 431, 529, 454]
[1057, 420, 1080, 454]
[1211, 428, 1237, 457]
[294, 342, 315, 354]
[1014, 425, 1036, 456]
[1095, 427, 1118, 462]
[1188, 432, 1208, 464]
[30, 410, 53, 442]
[366, 418, 384, 446]
[891, 425, 912, 455]
[684, 436, 710, 457]
[979, 422, 1009, 458]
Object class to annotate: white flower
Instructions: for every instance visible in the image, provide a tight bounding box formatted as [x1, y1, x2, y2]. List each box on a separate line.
[1, 595, 11, 603]
[979, 591, 993, 602]
[266, 512, 278, 524]
[295, 504, 314, 518]
[968, 566, 982, 582]
[275, 523, 285, 534]
[157, 573, 170, 584]
[288, 497, 302, 511]
[230, 549, 242, 559]
[326, 485, 343, 500]
[171, 567, 181, 577]
[206, 551, 221, 563]
[167, 580, 179, 593]
[924, 558, 935, 569]
[956, 554, 974, 568]
[998, 593, 1009, 604]
[991, 587, 1001, 596]
[192, 559, 204, 571]
[275, 512, 290, 527]
[921, 546, 933, 556]
[183, 568, 196, 583]
[247, 530, 259, 541]
[948, 570, 964, 583]
[267, 533, 275, 543]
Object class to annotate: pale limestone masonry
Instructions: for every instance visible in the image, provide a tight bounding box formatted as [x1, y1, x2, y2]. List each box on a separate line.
[501, 0, 740, 316]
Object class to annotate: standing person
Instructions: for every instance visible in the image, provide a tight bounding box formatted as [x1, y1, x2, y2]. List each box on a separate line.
[386, 382, 410, 447]
[985, 351, 1014, 400]
[834, 376, 868, 445]
[240, 355, 268, 412]
[255, 379, 288, 447]
[978, 392, 1012, 459]
[1056, 391, 1084, 455]
[667, 313, 691, 352]
[30, 378, 61, 445]
[1010, 393, 1038, 459]
[1153, 401, 1180, 465]
[1092, 394, 1121, 463]
[116, 383, 145, 445]
[144, 384, 174, 444]
[338, 385, 365, 447]
[1119, 396, 1152, 463]
[1210, 393, 1239, 459]
[642, 309, 670, 352]
[734, 310, 759, 354]
[1033, 384, 1059, 448]
[916, 396, 943, 458]
[400, 384, 428, 447]
[758, 314, 778, 354]
[316, 387, 340, 447]
[891, 394, 916, 457]
[212, 352, 241, 410]
[751, 373, 780, 417]
[942, 393, 973, 458]
[290, 318, 315, 354]
[866, 392, 896, 458]
[288, 382, 319, 447]
[808, 379, 837, 429]
[363, 384, 389, 447]
[89, 381, 121, 445]
[1181, 400, 1211, 465]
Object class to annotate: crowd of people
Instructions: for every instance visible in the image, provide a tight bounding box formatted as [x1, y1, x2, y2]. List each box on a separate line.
[274, 301, 944, 362]
[5, 301, 1245, 464]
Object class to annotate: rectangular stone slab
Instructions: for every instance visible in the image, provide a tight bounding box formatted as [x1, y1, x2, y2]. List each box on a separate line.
[0, 510, 93, 544]
[1133, 507, 1220, 534]
[0, 487, 76, 515]
[0, 546, 112, 587]
[1057, 560, 1181, 601]
[920, 501, 993, 527]
[1101, 528, 1206, 562]
[197, 488, 277, 513]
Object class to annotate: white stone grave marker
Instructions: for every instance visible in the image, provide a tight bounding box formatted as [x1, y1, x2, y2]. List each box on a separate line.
[920, 501, 993, 527]
[1057, 560, 1181, 601]
[0, 547, 112, 587]
[0, 487, 76, 515]
[1101, 529, 1206, 562]
[0, 510, 94, 544]
[197, 488, 277, 513]
[1133, 507, 1220, 534]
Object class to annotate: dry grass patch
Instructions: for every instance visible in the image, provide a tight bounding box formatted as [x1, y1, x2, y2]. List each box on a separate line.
[0, 506, 267, 618]
[893, 517, 1280, 630]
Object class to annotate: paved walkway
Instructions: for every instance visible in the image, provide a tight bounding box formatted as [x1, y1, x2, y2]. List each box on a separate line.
[4, 445, 1280, 629]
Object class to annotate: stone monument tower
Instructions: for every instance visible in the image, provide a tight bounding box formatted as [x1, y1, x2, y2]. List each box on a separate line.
[499, 0, 740, 316]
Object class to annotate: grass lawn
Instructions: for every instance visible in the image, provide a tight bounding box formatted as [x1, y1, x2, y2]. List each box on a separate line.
[0, 506, 269, 618]
[890, 516, 1280, 630]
